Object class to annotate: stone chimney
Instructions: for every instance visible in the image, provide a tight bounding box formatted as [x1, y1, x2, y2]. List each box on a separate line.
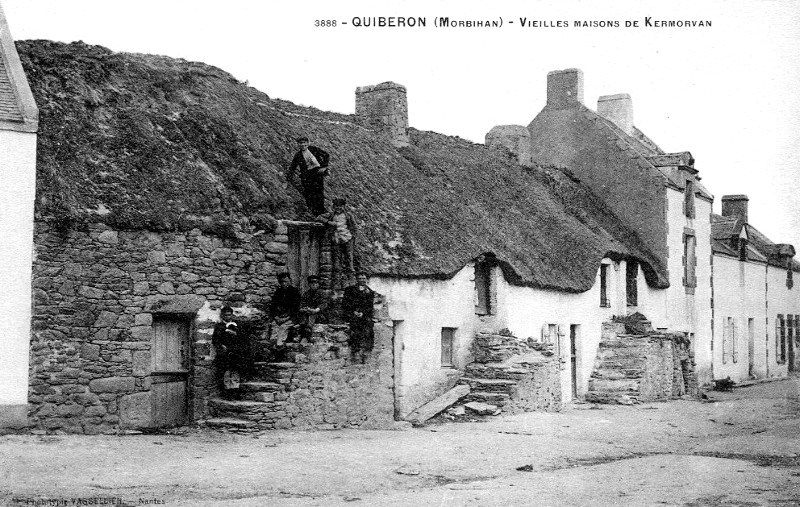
[485, 125, 532, 167]
[598, 93, 634, 135]
[546, 68, 584, 109]
[355, 81, 409, 148]
[721, 195, 749, 223]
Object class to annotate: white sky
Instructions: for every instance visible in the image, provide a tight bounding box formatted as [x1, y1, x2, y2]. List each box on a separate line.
[4, 0, 800, 250]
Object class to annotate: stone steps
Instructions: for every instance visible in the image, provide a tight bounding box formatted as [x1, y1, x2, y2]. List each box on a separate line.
[463, 391, 511, 407]
[464, 363, 531, 381]
[202, 417, 258, 431]
[458, 377, 518, 394]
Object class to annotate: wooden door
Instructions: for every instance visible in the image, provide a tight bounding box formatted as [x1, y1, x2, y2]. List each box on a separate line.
[570, 325, 578, 398]
[151, 316, 190, 428]
[288, 226, 322, 293]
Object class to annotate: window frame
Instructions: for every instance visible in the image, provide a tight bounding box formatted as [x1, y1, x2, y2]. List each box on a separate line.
[440, 327, 456, 368]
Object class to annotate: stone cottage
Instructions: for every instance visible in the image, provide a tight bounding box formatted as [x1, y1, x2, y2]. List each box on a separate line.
[2, 26, 795, 432]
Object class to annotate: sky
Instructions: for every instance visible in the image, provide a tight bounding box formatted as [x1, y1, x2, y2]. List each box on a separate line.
[4, 0, 800, 251]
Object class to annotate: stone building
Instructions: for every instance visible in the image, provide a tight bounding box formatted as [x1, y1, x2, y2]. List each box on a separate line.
[3, 27, 796, 432]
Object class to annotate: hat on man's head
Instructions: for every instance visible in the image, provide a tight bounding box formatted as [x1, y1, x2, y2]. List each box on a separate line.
[307, 275, 320, 282]
[332, 198, 346, 206]
[221, 305, 234, 314]
[295, 136, 309, 143]
[277, 272, 292, 281]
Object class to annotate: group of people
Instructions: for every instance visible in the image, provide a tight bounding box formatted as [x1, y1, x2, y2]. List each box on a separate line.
[213, 136, 374, 396]
[214, 272, 377, 395]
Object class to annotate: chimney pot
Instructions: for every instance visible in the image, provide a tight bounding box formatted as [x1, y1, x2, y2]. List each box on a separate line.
[546, 68, 584, 109]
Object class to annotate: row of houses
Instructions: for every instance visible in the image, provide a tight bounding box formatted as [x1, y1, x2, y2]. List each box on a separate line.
[0, 4, 797, 432]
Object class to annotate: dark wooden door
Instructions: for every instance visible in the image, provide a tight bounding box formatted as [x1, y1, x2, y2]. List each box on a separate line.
[570, 325, 578, 398]
[151, 317, 190, 428]
[288, 226, 322, 293]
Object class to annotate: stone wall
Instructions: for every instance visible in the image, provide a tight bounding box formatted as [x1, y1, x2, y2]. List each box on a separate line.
[355, 81, 409, 147]
[586, 322, 697, 404]
[209, 315, 395, 430]
[28, 219, 333, 434]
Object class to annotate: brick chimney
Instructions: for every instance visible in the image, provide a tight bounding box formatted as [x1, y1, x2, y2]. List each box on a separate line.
[355, 81, 409, 148]
[721, 195, 749, 223]
[546, 68, 584, 109]
[598, 93, 634, 135]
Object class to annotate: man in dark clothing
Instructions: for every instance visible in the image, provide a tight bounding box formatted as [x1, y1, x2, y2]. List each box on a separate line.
[287, 136, 330, 216]
[212, 306, 248, 396]
[268, 273, 301, 346]
[342, 271, 376, 364]
[298, 275, 327, 342]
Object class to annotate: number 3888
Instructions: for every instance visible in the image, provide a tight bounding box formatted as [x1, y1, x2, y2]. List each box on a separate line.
[315, 20, 337, 27]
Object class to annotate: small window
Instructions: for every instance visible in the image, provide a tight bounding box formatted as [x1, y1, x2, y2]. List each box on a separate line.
[684, 179, 695, 219]
[600, 264, 610, 308]
[474, 260, 492, 315]
[626, 261, 638, 307]
[441, 328, 456, 367]
[788, 268, 794, 290]
[776, 314, 786, 364]
[683, 233, 697, 292]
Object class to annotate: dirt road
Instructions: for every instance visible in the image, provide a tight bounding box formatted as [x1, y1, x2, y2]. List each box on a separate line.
[2, 378, 799, 506]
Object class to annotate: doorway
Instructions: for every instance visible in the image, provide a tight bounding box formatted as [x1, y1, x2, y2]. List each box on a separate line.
[570, 325, 580, 399]
[392, 320, 404, 420]
[748, 318, 755, 377]
[151, 316, 191, 428]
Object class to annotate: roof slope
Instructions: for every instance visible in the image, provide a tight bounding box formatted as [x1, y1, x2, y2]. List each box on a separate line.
[0, 3, 37, 130]
[711, 214, 800, 271]
[19, 40, 666, 292]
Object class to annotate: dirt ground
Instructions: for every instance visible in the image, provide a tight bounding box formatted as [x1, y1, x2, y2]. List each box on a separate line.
[2, 378, 799, 507]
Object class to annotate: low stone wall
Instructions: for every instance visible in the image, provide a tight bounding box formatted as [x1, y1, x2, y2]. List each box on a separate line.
[210, 310, 395, 430]
[586, 322, 697, 404]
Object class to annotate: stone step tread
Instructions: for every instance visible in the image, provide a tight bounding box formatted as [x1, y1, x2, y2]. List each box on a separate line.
[202, 417, 257, 429]
[240, 381, 283, 392]
[208, 398, 268, 409]
[459, 377, 518, 386]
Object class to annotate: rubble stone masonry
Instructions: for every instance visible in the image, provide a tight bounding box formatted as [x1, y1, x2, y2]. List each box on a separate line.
[27, 219, 339, 434]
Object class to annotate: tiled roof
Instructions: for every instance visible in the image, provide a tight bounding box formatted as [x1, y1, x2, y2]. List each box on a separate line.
[0, 53, 22, 121]
[711, 214, 799, 270]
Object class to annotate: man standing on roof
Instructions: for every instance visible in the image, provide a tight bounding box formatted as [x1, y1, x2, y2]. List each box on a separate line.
[288, 136, 330, 216]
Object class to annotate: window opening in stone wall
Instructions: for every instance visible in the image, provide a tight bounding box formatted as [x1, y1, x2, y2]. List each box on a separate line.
[684, 179, 695, 219]
[776, 314, 786, 364]
[788, 315, 795, 372]
[747, 318, 755, 377]
[287, 225, 322, 293]
[441, 327, 456, 367]
[474, 260, 492, 315]
[683, 233, 697, 293]
[788, 268, 794, 290]
[626, 260, 638, 307]
[600, 264, 610, 307]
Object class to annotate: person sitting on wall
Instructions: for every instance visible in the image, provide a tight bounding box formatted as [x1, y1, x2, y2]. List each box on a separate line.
[287, 136, 330, 216]
[268, 272, 301, 346]
[212, 306, 248, 397]
[342, 271, 376, 364]
[316, 197, 356, 286]
[299, 275, 327, 342]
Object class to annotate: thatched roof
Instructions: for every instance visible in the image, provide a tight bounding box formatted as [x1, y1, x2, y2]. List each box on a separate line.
[19, 40, 667, 292]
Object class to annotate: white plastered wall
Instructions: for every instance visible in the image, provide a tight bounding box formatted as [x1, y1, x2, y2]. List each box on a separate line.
[766, 263, 800, 378]
[370, 255, 664, 416]
[712, 255, 768, 381]
[0, 130, 37, 413]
